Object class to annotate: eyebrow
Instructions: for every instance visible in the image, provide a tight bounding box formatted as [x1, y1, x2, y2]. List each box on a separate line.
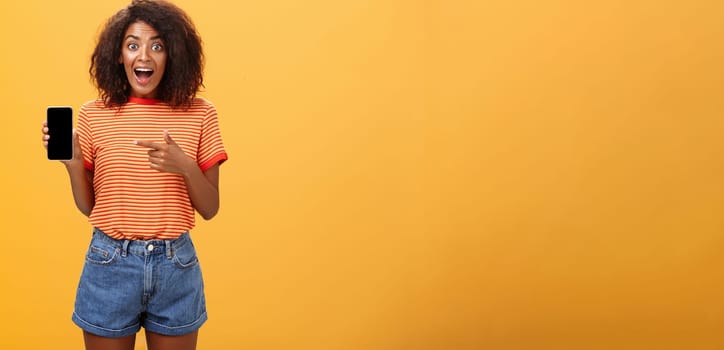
[124, 34, 163, 41]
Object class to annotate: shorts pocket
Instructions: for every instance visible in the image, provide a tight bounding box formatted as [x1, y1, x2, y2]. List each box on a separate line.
[172, 242, 199, 269]
[85, 243, 119, 265]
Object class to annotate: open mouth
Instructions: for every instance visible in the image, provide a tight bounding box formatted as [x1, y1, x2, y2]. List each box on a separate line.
[134, 67, 154, 84]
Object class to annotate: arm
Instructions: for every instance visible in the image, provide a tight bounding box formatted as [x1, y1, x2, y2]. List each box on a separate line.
[43, 123, 95, 216]
[65, 162, 95, 217]
[135, 131, 220, 220]
[182, 163, 220, 220]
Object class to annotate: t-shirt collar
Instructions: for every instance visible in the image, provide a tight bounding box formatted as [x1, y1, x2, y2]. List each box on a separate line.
[128, 96, 161, 105]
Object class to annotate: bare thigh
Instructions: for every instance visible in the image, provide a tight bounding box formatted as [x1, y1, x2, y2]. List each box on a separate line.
[83, 331, 136, 350]
[145, 330, 199, 350]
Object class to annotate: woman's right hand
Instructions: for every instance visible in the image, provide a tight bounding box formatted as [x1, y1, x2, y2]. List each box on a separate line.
[42, 121, 83, 167]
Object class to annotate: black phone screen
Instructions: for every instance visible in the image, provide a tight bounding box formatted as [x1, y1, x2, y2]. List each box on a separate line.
[47, 106, 73, 160]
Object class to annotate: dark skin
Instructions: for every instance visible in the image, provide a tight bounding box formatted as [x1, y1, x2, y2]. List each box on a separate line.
[41, 20, 217, 350]
[83, 330, 198, 350]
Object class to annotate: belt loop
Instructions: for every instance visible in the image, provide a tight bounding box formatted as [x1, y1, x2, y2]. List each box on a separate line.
[122, 240, 130, 257]
[165, 239, 173, 259]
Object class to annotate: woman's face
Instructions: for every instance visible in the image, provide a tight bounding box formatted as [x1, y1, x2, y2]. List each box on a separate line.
[119, 21, 167, 99]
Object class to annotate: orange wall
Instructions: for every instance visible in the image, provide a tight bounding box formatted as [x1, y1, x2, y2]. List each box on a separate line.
[1, 1, 723, 349]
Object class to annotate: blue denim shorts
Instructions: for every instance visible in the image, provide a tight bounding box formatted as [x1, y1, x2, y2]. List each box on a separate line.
[72, 228, 207, 338]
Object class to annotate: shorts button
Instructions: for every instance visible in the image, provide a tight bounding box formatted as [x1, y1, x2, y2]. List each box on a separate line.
[147, 244, 154, 251]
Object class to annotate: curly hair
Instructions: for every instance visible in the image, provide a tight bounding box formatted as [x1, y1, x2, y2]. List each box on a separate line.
[90, 0, 204, 109]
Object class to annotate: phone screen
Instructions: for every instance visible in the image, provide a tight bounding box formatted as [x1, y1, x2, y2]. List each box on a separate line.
[47, 106, 73, 160]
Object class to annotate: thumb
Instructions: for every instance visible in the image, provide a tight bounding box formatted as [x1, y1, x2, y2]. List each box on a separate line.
[71, 129, 83, 160]
[72, 129, 81, 146]
[164, 130, 177, 145]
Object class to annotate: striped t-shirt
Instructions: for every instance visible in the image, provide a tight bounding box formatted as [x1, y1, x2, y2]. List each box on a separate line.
[77, 96, 228, 240]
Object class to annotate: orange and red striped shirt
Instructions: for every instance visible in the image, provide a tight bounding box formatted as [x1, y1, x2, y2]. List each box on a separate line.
[77, 97, 228, 240]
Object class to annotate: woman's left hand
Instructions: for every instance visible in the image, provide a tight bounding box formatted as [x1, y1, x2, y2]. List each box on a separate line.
[135, 130, 195, 176]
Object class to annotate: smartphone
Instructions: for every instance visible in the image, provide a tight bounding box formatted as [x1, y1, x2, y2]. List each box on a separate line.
[47, 106, 73, 160]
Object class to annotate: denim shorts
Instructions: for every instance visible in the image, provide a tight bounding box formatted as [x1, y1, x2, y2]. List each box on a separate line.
[72, 228, 207, 338]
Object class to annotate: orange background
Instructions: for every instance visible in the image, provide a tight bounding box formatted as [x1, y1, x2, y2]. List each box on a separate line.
[1, 0, 723, 349]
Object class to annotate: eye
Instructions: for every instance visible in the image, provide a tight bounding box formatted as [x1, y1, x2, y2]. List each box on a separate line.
[127, 43, 139, 50]
[152, 43, 163, 51]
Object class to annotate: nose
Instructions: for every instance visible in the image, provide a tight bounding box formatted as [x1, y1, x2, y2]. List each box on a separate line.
[138, 45, 151, 62]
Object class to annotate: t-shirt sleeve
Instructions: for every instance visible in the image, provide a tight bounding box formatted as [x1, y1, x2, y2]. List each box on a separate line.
[197, 103, 228, 171]
[77, 104, 95, 171]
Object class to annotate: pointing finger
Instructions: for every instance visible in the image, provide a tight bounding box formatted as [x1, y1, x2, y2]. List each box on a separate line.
[134, 139, 163, 150]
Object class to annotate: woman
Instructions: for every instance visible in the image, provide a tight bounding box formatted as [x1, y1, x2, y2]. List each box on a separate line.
[41, 1, 227, 349]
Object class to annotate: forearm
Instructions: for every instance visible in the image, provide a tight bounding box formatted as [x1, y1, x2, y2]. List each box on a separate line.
[182, 163, 219, 220]
[65, 162, 94, 217]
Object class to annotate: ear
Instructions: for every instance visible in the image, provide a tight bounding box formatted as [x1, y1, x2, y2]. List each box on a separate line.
[118, 54, 123, 64]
